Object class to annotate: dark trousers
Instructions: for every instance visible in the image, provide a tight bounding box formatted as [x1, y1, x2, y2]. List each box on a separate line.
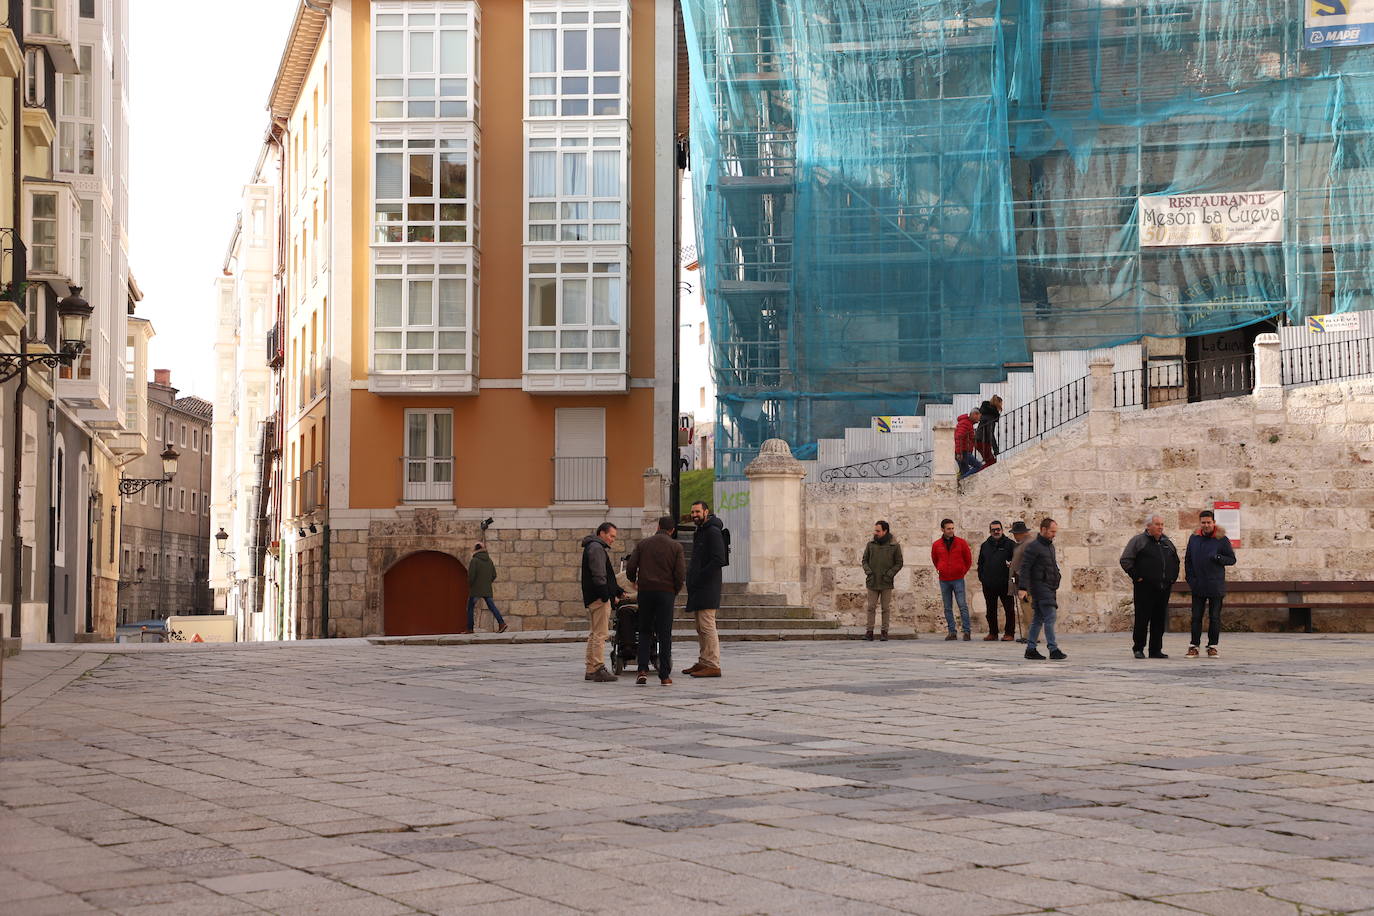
[982, 584, 1015, 637]
[1191, 595, 1223, 647]
[466, 596, 505, 631]
[636, 590, 674, 678]
[975, 441, 997, 467]
[1132, 583, 1171, 654]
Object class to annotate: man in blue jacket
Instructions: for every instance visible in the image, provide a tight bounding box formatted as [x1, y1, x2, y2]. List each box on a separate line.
[1183, 509, 1237, 658]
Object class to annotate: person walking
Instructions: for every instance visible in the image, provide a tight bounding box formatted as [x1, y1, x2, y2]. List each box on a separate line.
[466, 543, 509, 633]
[861, 520, 904, 642]
[1183, 509, 1236, 658]
[626, 515, 686, 685]
[580, 522, 626, 682]
[1120, 514, 1181, 659]
[1021, 518, 1066, 660]
[1008, 520, 1034, 642]
[931, 519, 974, 640]
[974, 396, 1003, 469]
[955, 411, 982, 478]
[977, 520, 1016, 641]
[684, 500, 729, 678]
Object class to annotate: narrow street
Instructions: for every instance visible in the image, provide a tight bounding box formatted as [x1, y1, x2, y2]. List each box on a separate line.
[4, 636, 1374, 914]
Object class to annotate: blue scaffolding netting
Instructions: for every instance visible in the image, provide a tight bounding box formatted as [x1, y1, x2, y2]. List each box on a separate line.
[681, 0, 1374, 475]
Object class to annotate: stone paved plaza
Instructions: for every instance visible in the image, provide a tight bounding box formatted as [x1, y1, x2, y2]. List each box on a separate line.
[4, 635, 1374, 915]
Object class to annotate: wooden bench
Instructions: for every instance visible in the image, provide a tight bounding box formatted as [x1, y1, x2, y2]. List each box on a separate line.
[1169, 580, 1374, 633]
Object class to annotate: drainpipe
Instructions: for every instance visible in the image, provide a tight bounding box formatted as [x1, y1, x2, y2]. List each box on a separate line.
[85, 436, 94, 634]
[46, 399, 55, 642]
[9, 49, 26, 642]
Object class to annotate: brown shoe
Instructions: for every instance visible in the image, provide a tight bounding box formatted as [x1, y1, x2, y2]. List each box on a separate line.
[497, 623, 509, 633]
[635, 672, 648, 685]
[879, 630, 888, 642]
[1206, 646, 1219, 658]
[983, 633, 998, 641]
[587, 667, 618, 682]
[682, 663, 704, 675]
[864, 629, 874, 641]
[659, 677, 673, 685]
[1001, 634, 1015, 641]
[962, 632, 972, 641]
[1185, 646, 1199, 658]
[690, 666, 721, 678]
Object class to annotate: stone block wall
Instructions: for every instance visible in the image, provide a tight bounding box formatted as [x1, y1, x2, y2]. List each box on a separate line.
[328, 508, 642, 637]
[803, 380, 1374, 633]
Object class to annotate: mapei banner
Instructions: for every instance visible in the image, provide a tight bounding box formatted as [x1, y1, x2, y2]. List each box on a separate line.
[1138, 192, 1284, 248]
[1306, 1, 1374, 49]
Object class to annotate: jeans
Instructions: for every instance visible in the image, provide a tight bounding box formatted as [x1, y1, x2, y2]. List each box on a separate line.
[939, 579, 971, 634]
[957, 451, 983, 477]
[982, 584, 1015, 637]
[1132, 583, 1171, 654]
[1027, 595, 1058, 652]
[865, 588, 893, 631]
[1191, 595, 1223, 647]
[636, 590, 674, 677]
[466, 596, 505, 631]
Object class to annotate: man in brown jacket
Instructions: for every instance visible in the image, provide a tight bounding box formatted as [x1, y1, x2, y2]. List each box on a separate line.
[626, 515, 687, 685]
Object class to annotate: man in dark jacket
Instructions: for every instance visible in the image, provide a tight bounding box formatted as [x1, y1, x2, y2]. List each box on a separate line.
[580, 523, 625, 682]
[931, 519, 974, 640]
[1183, 509, 1237, 658]
[1021, 518, 1066, 660]
[1008, 520, 1034, 642]
[977, 520, 1016, 641]
[466, 543, 509, 633]
[861, 520, 904, 641]
[626, 515, 686, 685]
[975, 396, 1003, 469]
[684, 500, 729, 678]
[1120, 514, 1181, 659]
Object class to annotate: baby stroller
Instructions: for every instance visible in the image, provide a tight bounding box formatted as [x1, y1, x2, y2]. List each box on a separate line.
[608, 557, 659, 676]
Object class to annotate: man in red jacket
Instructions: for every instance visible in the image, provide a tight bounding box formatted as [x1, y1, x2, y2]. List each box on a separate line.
[932, 518, 974, 640]
[955, 411, 982, 478]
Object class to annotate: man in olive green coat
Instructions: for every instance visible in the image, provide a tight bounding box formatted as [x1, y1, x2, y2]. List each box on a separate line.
[861, 521, 904, 641]
[466, 543, 509, 633]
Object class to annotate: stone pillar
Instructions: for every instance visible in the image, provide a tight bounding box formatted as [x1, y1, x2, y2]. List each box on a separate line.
[1252, 333, 1284, 411]
[744, 439, 807, 605]
[932, 420, 957, 481]
[642, 467, 667, 534]
[1088, 356, 1120, 438]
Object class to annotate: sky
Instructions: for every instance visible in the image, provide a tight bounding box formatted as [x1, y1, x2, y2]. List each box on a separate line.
[128, 1, 298, 401]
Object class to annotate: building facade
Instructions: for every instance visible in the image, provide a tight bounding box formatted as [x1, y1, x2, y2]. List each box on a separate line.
[215, 0, 678, 638]
[118, 370, 212, 622]
[2, 0, 149, 644]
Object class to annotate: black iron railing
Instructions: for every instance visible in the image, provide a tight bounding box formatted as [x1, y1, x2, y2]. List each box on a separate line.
[0, 229, 25, 303]
[1114, 355, 1254, 408]
[266, 322, 283, 367]
[1282, 336, 1374, 388]
[553, 456, 606, 503]
[3, 0, 24, 41]
[819, 449, 932, 483]
[1001, 376, 1090, 453]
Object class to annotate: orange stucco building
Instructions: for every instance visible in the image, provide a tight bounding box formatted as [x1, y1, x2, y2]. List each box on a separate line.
[218, 0, 677, 638]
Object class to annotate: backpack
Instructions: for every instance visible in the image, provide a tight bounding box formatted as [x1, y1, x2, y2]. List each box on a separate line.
[721, 526, 732, 566]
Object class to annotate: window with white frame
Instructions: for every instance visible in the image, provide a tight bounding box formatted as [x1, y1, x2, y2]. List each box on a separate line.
[58, 45, 95, 175]
[527, 133, 625, 242]
[527, 6, 627, 117]
[373, 5, 474, 120]
[24, 48, 49, 108]
[403, 409, 453, 502]
[77, 197, 93, 286]
[374, 136, 470, 243]
[29, 191, 59, 274]
[526, 258, 625, 372]
[372, 261, 471, 373]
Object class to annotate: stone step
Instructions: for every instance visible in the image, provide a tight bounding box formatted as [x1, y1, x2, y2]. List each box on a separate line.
[370, 627, 921, 646]
[565, 616, 840, 632]
[671, 603, 809, 617]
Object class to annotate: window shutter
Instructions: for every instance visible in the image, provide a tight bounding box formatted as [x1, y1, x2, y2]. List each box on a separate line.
[555, 408, 604, 458]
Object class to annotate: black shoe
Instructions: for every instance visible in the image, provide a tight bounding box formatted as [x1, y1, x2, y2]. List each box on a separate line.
[944, 632, 958, 641]
[1049, 649, 1067, 660]
[962, 631, 972, 641]
[1133, 650, 1146, 659]
[1025, 648, 1046, 660]
[864, 630, 874, 641]
[1149, 653, 1169, 659]
[879, 630, 888, 642]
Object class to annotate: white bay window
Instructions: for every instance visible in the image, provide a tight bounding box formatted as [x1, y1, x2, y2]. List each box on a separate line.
[373, 3, 476, 121]
[374, 136, 471, 244]
[527, 132, 624, 242]
[527, 4, 627, 117]
[370, 251, 476, 394]
[524, 254, 626, 390]
[57, 44, 93, 175]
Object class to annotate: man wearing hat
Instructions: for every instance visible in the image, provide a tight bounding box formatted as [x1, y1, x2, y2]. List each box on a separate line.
[1007, 521, 1034, 643]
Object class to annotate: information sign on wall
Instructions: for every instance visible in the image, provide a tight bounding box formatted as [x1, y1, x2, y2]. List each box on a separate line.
[1306, 312, 1360, 333]
[1306, 1, 1374, 49]
[1139, 192, 1284, 247]
[872, 416, 922, 433]
[1213, 501, 1242, 548]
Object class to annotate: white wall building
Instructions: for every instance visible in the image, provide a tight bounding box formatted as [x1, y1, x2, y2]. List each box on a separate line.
[679, 172, 714, 468]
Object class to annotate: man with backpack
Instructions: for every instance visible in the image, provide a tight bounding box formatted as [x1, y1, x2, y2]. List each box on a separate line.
[580, 522, 626, 682]
[684, 500, 730, 678]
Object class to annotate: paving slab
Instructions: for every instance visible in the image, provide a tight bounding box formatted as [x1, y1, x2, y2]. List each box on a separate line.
[5, 634, 1374, 914]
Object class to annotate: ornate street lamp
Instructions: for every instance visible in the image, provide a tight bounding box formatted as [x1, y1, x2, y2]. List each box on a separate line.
[119, 445, 179, 496]
[214, 527, 234, 557]
[0, 287, 94, 380]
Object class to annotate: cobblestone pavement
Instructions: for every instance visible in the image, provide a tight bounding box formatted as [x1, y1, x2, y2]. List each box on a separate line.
[5, 634, 1374, 915]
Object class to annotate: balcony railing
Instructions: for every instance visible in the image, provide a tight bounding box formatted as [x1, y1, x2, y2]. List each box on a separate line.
[3, 0, 25, 40]
[0, 229, 25, 302]
[1282, 335, 1374, 388]
[1114, 354, 1255, 409]
[266, 322, 283, 367]
[553, 456, 606, 504]
[402, 456, 453, 503]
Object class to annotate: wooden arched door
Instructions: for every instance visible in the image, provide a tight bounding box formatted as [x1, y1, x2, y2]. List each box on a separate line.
[383, 551, 469, 636]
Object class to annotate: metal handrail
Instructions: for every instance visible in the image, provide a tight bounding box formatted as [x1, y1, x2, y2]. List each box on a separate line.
[820, 449, 933, 483]
[1000, 376, 1090, 453]
[1282, 335, 1374, 388]
[1114, 353, 1255, 409]
[552, 456, 606, 504]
